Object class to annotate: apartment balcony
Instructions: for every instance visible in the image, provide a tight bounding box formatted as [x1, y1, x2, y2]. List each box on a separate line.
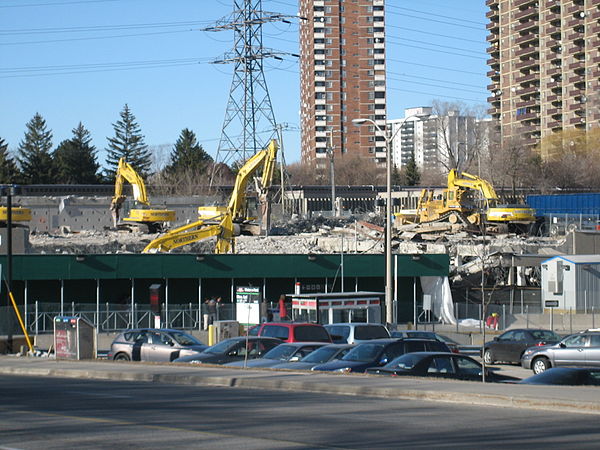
[589, 9, 600, 20]
[546, 81, 561, 89]
[515, 58, 539, 70]
[569, 116, 586, 125]
[515, 33, 537, 45]
[545, 12, 560, 22]
[514, 0, 537, 7]
[546, 67, 561, 77]
[486, 9, 499, 19]
[567, 32, 585, 41]
[487, 83, 498, 91]
[516, 72, 540, 83]
[547, 107, 562, 115]
[487, 34, 499, 43]
[515, 46, 539, 58]
[565, 18, 583, 28]
[569, 74, 585, 84]
[518, 85, 540, 95]
[589, 23, 600, 33]
[569, 102, 584, 111]
[514, 20, 538, 33]
[547, 120, 563, 129]
[515, 6, 539, 21]
[487, 69, 500, 78]
[517, 111, 540, 121]
[486, 21, 500, 31]
[568, 60, 585, 70]
[545, 24, 560, 35]
[516, 99, 536, 108]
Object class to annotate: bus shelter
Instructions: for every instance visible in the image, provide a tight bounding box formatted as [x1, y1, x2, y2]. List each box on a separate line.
[289, 291, 383, 324]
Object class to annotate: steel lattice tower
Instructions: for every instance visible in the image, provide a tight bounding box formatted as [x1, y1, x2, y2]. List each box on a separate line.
[205, 0, 292, 167]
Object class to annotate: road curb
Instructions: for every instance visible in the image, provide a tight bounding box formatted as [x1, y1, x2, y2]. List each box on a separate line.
[2, 365, 599, 415]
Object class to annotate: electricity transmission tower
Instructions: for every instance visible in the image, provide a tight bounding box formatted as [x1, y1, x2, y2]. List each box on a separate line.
[203, 0, 297, 169]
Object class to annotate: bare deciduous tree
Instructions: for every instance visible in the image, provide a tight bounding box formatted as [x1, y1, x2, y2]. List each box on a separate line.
[431, 100, 487, 173]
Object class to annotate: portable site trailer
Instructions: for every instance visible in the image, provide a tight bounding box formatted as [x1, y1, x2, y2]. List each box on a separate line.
[542, 255, 600, 311]
[289, 291, 384, 324]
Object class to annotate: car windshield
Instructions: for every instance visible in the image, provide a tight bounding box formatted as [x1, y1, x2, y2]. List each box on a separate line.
[168, 332, 202, 346]
[205, 339, 236, 354]
[355, 326, 389, 340]
[530, 330, 560, 341]
[384, 353, 423, 370]
[301, 346, 340, 363]
[262, 344, 297, 360]
[342, 343, 385, 362]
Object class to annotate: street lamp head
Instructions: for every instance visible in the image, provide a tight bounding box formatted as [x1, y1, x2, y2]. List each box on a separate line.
[352, 118, 368, 126]
[414, 113, 431, 121]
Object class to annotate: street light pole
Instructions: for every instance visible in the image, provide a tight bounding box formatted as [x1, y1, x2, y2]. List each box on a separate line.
[353, 114, 430, 327]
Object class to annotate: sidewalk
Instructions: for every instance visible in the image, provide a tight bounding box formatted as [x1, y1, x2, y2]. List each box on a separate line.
[1, 355, 599, 415]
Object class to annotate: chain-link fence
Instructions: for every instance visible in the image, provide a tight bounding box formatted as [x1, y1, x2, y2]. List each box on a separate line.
[0, 302, 239, 335]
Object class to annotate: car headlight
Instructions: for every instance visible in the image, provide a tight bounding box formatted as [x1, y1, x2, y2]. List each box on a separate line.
[522, 349, 536, 357]
[336, 367, 352, 373]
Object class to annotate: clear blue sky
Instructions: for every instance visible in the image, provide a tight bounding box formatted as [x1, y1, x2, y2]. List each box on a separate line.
[0, 0, 488, 168]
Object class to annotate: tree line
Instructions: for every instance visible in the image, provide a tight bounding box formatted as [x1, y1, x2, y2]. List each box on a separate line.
[0, 104, 215, 187]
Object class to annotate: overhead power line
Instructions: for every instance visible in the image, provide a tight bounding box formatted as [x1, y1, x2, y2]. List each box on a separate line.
[0, 0, 121, 8]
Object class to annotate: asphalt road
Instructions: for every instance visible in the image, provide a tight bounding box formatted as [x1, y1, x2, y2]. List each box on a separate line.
[2, 375, 600, 449]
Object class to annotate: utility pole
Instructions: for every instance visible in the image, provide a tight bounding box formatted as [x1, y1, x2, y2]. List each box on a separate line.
[204, 1, 299, 172]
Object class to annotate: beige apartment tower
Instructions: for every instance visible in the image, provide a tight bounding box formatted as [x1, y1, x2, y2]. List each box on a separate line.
[487, 0, 600, 148]
[299, 0, 386, 168]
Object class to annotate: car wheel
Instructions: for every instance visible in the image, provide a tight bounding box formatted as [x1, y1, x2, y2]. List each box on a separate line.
[114, 353, 131, 361]
[532, 357, 550, 374]
[483, 349, 495, 365]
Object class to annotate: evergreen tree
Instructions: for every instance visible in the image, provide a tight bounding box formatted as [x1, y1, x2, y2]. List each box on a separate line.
[404, 155, 421, 186]
[54, 122, 101, 184]
[17, 113, 56, 184]
[105, 104, 152, 179]
[391, 165, 402, 186]
[165, 128, 213, 176]
[0, 138, 21, 184]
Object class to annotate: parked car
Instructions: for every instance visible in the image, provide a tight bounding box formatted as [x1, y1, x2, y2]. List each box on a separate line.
[224, 342, 328, 368]
[173, 337, 281, 364]
[257, 322, 332, 343]
[366, 352, 518, 383]
[324, 323, 390, 344]
[392, 330, 461, 353]
[271, 344, 354, 370]
[108, 328, 207, 362]
[518, 367, 600, 386]
[312, 338, 450, 373]
[522, 331, 600, 374]
[483, 328, 561, 365]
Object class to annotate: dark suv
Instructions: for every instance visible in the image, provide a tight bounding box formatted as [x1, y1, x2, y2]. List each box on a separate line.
[257, 322, 332, 343]
[312, 338, 451, 373]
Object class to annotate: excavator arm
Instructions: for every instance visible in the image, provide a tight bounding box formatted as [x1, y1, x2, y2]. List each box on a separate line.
[143, 139, 278, 254]
[228, 139, 278, 220]
[112, 158, 150, 207]
[448, 169, 499, 201]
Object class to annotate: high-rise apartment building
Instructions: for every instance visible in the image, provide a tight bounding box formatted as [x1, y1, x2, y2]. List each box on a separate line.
[487, 0, 600, 149]
[389, 107, 484, 173]
[299, 0, 387, 168]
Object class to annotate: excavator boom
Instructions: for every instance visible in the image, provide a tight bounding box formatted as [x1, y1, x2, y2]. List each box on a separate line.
[143, 139, 278, 254]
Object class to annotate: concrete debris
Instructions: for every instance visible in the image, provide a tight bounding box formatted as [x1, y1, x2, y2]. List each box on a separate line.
[27, 214, 571, 289]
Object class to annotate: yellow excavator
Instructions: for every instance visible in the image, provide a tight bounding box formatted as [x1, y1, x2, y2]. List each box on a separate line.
[142, 139, 278, 254]
[396, 169, 536, 233]
[111, 158, 176, 233]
